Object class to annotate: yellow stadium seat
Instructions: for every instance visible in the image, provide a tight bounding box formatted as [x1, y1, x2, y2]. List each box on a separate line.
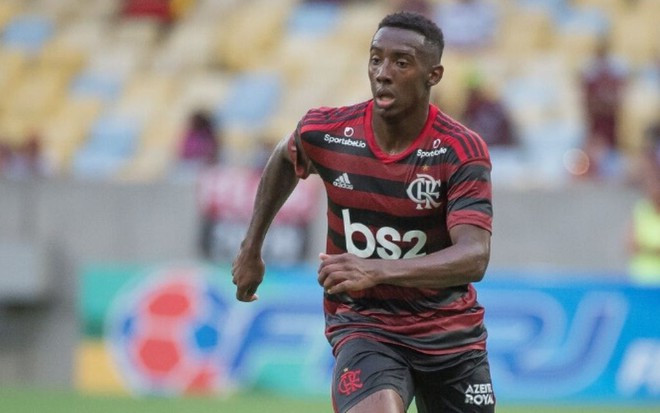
[117, 113, 184, 182]
[618, 80, 660, 154]
[0, 115, 29, 146]
[221, 0, 297, 72]
[152, 20, 217, 73]
[1, 66, 70, 119]
[114, 72, 178, 124]
[497, 7, 554, 58]
[169, 71, 232, 118]
[611, 8, 659, 66]
[336, 1, 390, 49]
[553, 29, 601, 72]
[37, 40, 87, 78]
[0, 48, 27, 97]
[39, 97, 103, 173]
[0, 1, 19, 30]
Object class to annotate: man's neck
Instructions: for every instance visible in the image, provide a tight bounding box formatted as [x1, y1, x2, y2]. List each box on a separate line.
[371, 104, 430, 155]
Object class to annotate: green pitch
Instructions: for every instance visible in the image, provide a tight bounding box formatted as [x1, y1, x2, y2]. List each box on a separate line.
[0, 388, 658, 413]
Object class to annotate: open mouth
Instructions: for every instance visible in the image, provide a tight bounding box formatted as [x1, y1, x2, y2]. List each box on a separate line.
[375, 91, 395, 109]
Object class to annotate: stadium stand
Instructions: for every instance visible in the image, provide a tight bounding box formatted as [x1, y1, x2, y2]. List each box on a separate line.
[0, 0, 656, 184]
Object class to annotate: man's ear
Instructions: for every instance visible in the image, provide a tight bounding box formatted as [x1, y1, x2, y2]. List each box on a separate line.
[428, 64, 444, 87]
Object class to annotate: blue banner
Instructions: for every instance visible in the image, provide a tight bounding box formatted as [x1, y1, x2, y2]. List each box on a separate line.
[480, 276, 660, 402]
[81, 263, 660, 403]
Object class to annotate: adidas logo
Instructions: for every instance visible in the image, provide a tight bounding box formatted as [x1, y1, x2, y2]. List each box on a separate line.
[333, 173, 353, 190]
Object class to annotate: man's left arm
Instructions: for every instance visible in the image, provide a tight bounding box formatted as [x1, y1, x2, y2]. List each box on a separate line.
[318, 224, 491, 294]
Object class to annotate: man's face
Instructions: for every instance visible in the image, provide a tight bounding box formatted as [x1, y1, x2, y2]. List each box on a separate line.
[368, 26, 441, 120]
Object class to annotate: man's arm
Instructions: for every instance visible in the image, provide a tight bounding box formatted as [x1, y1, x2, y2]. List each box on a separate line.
[318, 224, 491, 294]
[232, 136, 299, 302]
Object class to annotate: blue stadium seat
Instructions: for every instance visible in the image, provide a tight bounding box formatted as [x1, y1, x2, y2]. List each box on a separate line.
[72, 114, 142, 178]
[286, 1, 340, 37]
[502, 77, 555, 112]
[1, 15, 54, 54]
[72, 148, 130, 179]
[557, 6, 610, 36]
[516, 0, 568, 21]
[216, 71, 282, 130]
[70, 71, 125, 103]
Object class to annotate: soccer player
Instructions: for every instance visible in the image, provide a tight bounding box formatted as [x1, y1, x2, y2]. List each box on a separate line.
[232, 11, 495, 413]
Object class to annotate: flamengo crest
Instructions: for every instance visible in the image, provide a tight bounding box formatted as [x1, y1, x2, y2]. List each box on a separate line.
[338, 368, 363, 396]
[406, 174, 441, 210]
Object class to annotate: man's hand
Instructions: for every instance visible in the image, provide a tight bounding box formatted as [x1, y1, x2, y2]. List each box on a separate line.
[317, 253, 379, 295]
[231, 248, 264, 302]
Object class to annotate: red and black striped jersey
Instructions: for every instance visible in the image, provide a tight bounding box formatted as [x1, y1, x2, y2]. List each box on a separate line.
[288, 100, 493, 356]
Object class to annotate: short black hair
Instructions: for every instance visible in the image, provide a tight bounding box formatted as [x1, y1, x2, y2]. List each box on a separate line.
[377, 12, 444, 62]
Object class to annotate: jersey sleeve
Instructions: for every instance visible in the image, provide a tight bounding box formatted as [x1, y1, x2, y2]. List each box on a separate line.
[446, 157, 493, 233]
[287, 119, 314, 179]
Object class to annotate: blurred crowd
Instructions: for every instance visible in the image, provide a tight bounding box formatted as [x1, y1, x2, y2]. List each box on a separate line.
[0, 0, 657, 186]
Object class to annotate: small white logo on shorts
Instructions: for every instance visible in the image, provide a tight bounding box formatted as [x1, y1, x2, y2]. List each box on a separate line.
[464, 383, 495, 406]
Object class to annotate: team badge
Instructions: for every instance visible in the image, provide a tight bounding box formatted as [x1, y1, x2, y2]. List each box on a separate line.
[338, 368, 363, 396]
[406, 174, 442, 210]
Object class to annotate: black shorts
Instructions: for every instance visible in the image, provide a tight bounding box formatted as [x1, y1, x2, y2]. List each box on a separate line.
[331, 338, 496, 413]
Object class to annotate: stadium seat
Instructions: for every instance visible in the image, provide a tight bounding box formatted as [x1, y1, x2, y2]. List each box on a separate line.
[37, 40, 87, 77]
[87, 114, 142, 157]
[571, 0, 624, 17]
[610, 8, 659, 66]
[0, 0, 651, 184]
[170, 71, 232, 118]
[74, 0, 122, 20]
[221, 0, 296, 71]
[112, 18, 162, 48]
[85, 43, 145, 80]
[0, 114, 36, 147]
[114, 72, 177, 124]
[553, 6, 609, 71]
[1, 66, 70, 130]
[70, 70, 125, 103]
[1, 14, 55, 54]
[497, 6, 554, 57]
[0, 49, 27, 97]
[117, 114, 183, 182]
[154, 21, 217, 72]
[515, 0, 568, 21]
[0, 1, 19, 31]
[286, 1, 341, 37]
[556, 5, 609, 36]
[50, 17, 110, 54]
[335, 1, 390, 49]
[618, 78, 660, 153]
[216, 71, 282, 131]
[40, 97, 103, 173]
[72, 113, 142, 179]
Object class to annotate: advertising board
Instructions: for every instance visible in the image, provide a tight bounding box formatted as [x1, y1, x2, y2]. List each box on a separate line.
[77, 263, 660, 403]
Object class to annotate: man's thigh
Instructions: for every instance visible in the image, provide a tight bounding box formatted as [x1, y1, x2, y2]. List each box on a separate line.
[331, 339, 415, 413]
[413, 350, 496, 413]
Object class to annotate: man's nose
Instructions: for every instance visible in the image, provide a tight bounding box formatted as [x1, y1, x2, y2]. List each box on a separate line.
[375, 61, 393, 82]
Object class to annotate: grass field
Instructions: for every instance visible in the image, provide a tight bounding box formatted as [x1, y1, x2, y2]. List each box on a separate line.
[1, 389, 658, 413]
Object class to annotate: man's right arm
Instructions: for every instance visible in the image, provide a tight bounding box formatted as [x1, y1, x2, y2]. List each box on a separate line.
[232, 136, 299, 302]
